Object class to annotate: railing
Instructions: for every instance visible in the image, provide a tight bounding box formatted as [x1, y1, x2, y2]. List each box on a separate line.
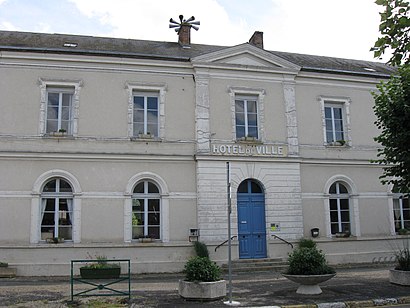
[215, 236, 237, 252]
[271, 234, 294, 249]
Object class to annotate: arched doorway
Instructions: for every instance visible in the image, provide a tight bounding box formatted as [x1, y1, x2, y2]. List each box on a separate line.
[237, 179, 267, 259]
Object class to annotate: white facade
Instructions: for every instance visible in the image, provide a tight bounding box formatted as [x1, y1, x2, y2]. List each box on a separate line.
[0, 30, 404, 276]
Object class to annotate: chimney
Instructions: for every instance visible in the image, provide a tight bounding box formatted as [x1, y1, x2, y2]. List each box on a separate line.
[249, 31, 264, 49]
[169, 15, 200, 48]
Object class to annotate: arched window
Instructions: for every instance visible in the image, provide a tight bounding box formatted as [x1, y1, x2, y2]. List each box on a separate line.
[329, 182, 350, 235]
[392, 186, 410, 232]
[132, 180, 161, 240]
[40, 178, 73, 241]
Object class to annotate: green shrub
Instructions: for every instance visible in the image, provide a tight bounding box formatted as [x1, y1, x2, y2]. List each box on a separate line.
[395, 247, 410, 271]
[286, 244, 335, 275]
[184, 256, 221, 282]
[193, 241, 209, 258]
[298, 238, 317, 249]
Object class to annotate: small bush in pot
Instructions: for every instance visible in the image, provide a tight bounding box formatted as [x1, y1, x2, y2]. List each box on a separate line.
[394, 247, 410, 271]
[193, 241, 210, 259]
[184, 256, 221, 282]
[286, 239, 335, 275]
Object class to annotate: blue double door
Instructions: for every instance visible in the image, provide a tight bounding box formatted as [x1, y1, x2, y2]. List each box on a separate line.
[237, 179, 267, 259]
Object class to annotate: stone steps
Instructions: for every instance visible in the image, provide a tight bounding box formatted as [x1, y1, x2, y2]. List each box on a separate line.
[221, 258, 288, 273]
[0, 267, 17, 278]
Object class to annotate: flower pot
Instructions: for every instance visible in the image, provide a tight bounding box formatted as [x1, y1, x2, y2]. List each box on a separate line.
[282, 273, 336, 294]
[80, 267, 121, 279]
[389, 269, 410, 286]
[178, 279, 226, 301]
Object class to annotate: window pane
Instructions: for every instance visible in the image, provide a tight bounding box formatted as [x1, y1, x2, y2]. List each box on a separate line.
[148, 182, 159, 193]
[148, 227, 160, 239]
[148, 199, 160, 211]
[235, 112, 245, 125]
[238, 181, 248, 193]
[61, 106, 71, 121]
[340, 199, 349, 210]
[148, 212, 160, 225]
[44, 180, 57, 192]
[132, 226, 144, 239]
[341, 210, 350, 222]
[62, 93, 72, 107]
[329, 199, 337, 210]
[247, 114, 257, 126]
[329, 183, 337, 194]
[333, 108, 343, 119]
[338, 183, 348, 194]
[47, 93, 59, 106]
[132, 199, 143, 211]
[146, 124, 158, 136]
[335, 131, 344, 141]
[133, 110, 144, 122]
[331, 223, 339, 234]
[47, 106, 58, 120]
[59, 179, 72, 192]
[235, 100, 244, 113]
[133, 96, 144, 109]
[341, 223, 350, 232]
[250, 181, 262, 193]
[334, 119, 343, 132]
[326, 131, 334, 143]
[147, 97, 158, 110]
[147, 110, 158, 123]
[330, 210, 338, 223]
[247, 100, 257, 113]
[247, 126, 258, 138]
[324, 107, 332, 118]
[133, 123, 144, 135]
[325, 119, 333, 131]
[236, 126, 245, 138]
[58, 226, 72, 240]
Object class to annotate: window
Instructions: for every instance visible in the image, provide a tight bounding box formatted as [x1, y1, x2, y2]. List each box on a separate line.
[392, 185, 410, 232]
[325, 104, 344, 143]
[133, 92, 159, 137]
[329, 182, 350, 234]
[235, 96, 258, 139]
[46, 87, 74, 134]
[319, 97, 351, 146]
[40, 178, 73, 241]
[132, 181, 161, 239]
[39, 79, 82, 136]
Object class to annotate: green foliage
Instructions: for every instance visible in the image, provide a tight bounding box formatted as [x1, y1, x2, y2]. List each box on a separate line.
[286, 241, 335, 275]
[298, 238, 317, 249]
[0, 262, 8, 267]
[82, 256, 120, 269]
[184, 256, 221, 282]
[372, 66, 410, 195]
[193, 241, 210, 258]
[372, 0, 410, 66]
[395, 247, 410, 271]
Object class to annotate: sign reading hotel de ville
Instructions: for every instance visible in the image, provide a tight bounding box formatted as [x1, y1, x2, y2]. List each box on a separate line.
[211, 143, 288, 157]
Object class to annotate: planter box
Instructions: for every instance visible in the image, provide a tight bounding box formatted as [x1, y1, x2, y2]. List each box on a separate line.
[390, 269, 410, 286]
[282, 273, 336, 294]
[179, 280, 226, 301]
[80, 267, 121, 279]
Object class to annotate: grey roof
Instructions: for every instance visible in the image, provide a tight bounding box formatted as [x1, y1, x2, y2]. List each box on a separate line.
[0, 30, 396, 77]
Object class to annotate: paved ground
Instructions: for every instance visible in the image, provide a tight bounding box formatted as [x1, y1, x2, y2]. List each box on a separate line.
[0, 265, 410, 307]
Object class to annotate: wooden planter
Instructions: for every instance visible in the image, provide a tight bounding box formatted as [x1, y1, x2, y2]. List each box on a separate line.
[178, 279, 226, 301]
[80, 267, 121, 279]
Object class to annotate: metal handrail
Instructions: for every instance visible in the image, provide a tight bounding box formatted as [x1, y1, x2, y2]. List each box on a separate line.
[271, 234, 294, 249]
[215, 236, 237, 252]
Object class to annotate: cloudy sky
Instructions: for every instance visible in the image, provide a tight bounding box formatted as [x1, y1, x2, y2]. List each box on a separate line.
[0, 0, 387, 62]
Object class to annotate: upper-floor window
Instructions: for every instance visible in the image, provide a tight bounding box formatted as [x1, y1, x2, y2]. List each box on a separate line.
[133, 92, 159, 137]
[39, 79, 82, 137]
[41, 178, 73, 241]
[319, 97, 351, 146]
[329, 181, 350, 235]
[325, 104, 344, 143]
[126, 82, 167, 140]
[235, 96, 258, 139]
[46, 87, 74, 134]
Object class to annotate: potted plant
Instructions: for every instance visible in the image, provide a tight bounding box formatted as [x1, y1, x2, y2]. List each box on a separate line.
[390, 243, 410, 286]
[46, 237, 65, 243]
[282, 238, 335, 294]
[139, 234, 156, 243]
[0, 262, 8, 268]
[80, 256, 121, 279]
[178, 242, 226, 301]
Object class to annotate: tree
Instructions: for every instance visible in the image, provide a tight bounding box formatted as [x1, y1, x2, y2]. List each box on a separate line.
[372, 0, 410, 66]
[372, 66, 410, 194]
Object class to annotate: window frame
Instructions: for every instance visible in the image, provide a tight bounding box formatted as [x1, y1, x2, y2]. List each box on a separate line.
[132, 91, 160, 137]
[329, 182, 351, 235]
[235, 95, 259, 139]
[39, 79, 82, 137]
[393, 194, 410, 232]
[40, 178, 73, 241]
[126, 82, 167, 140]
[132, 180, 161, 240]
[319, 96, 351, 146]
[229, 87, 265, 142]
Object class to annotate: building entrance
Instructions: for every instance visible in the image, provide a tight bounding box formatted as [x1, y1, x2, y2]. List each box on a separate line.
[237, 179, 267, 259]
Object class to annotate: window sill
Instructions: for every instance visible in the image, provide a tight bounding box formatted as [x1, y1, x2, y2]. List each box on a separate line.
[43, 133, 74, 139]
[236, 137, 262, 144]
[130, 135, 161, 142]
[325, 142, 349, 148]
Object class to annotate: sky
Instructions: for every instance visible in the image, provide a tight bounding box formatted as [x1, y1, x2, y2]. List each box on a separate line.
[0, 0, 388, 62]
